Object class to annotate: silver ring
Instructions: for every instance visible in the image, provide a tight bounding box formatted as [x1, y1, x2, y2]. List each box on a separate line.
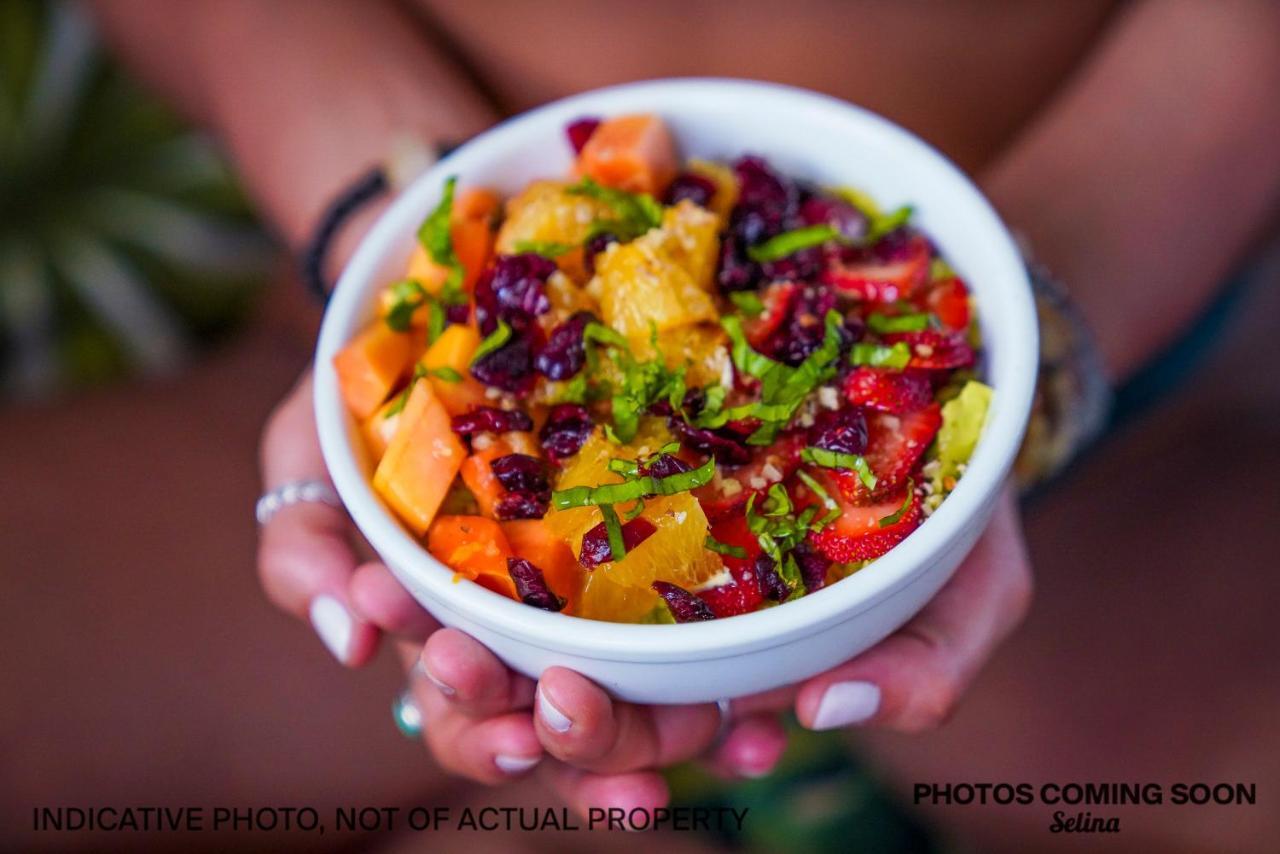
[255, 479, 342, 526]
[713, 697, 733, 746]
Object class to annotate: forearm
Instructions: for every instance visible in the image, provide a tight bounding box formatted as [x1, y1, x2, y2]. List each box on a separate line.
[91, 0, 498, 249]
[980, 0, 1280, 381]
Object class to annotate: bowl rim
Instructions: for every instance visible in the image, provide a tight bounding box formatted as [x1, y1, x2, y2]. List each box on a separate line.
[314, 77, 1037, 662]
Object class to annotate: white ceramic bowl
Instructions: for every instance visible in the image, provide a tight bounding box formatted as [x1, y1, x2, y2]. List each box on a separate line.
[315, 78, 1037, 704]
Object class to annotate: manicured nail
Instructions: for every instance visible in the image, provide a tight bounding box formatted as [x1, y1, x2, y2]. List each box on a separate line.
[417, 661, 455, 696]
[309, 595, 353, 663]
[494, 754, 542, 774]
[811, 681, 881, 730]
[537, 685, 572, 733]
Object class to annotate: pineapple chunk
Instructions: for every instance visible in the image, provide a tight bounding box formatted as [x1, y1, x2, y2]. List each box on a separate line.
[660, 200, 721, 292]
[595, 231, 718, 345]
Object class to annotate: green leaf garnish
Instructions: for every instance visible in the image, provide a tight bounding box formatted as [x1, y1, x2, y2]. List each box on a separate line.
[746, 224, 839, 263]
[867, 312, 931, 334]
[728, 290, 765, 317]
[417, 176, 463, 293]
[470, 318, 513, 365]
[849, 341, 912, 370]
[514, 239, 576, 258]
[426, 366, 462, 383]
[800, 447, 878, 489]
[552, 457, 716, 509]
[384, 279, 428, 332]
[867, 204, 913, 240]
[384, 363, 430, 417]
[600, 504, 627, 562]
[567, 177, 663, 242]
[795, 469, 841, 530]
[879, 480, 915, 528]
[704, 536, 747, 559]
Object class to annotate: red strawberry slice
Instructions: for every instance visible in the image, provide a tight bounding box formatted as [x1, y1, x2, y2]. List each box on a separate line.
[882, 329, 975, 370]
[694, 431, 805, 520]
[830, 404, 941, 501]
[808, 481, 922, 563]
[820, 233, 930, 302]
[744, 281, 798, 349]
[843, 366, 934, 414]
[698, 514, 765, 618]
[922, 276, 971, 331]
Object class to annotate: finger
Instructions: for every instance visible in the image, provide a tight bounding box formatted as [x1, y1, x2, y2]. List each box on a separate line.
[796, 486, 1033, 732]
[538, 762, 670, 822]
[257, 372, 377, 666]
[349, 562, 438, 641]
[413, 677, 543, 784]
[701, 714, 789, 780]
[420, 628, 536, 717]
[534, 667, 721, 774]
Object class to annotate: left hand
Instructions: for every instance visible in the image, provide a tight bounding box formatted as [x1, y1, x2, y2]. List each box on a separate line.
[360, 485, 1032, 813]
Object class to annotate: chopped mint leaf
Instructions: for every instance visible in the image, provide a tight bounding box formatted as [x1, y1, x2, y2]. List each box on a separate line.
[746, 224, 839, 263]
[551, 457, 716, 509]
[384, 279, 428, 332]
[470, 318, 513, 365]
[795, 469, 841, 530]
[514, 239, 576, 258]
[879, 480, 915, 528]
[800, 447, 878, 490]
[867, 204, 913, 240]
[849, 341, 912, 369]
[622, 498, 647, 521]
[426, 366, 462, 383]
[384, 364, 429, 417]
[867, 312, 932, 334]
[568, 177, 663, 242]
[417, 176, 463, 292]
[704, 536, 747, 559]
[600, 504, 627, 562]
[728, 290, 766, 317]
[929, 257, 956, 282]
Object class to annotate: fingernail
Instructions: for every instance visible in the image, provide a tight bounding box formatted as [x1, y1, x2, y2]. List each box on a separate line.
[537, 685, 572, 733]
[309, 595, 353, 664]
[494, 753, 542, 774]
[416, 661, 455, 696]
[811, 681, 881, 730]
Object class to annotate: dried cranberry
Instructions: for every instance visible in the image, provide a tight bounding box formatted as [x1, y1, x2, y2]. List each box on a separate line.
[469, 320, 540, 394]
[540, 404, 593, 462]
[807, 407, 869, 456]
[669, 417, 752, 466]
[445, 302, 471, 325]
[754, 554, 792, 602]
[490, 454, 550, 494]
[565, 117, 601, 154]
[473, 253, 556, 335]
[583, 231, 618, 276]
[494, 491, 548, 521]
[664, 172, 717, 207]
[733, 155, 795, 232]
[755, 284, 837, 366]
[652, 581, 717, 622]
[535, 311, 596, 380]
[716, 234, 761, 292]
[578, 517, 657, 568]
[451, 406, 533, 436]
[640, 454, 693, 479]
[793, 542, 831, 593]
[507, 557, 566, 611]
[759, 245, 824, 284]
[798, 194, 868, 241]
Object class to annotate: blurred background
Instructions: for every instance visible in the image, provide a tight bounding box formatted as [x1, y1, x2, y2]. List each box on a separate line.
[2, 1, 1277, 852]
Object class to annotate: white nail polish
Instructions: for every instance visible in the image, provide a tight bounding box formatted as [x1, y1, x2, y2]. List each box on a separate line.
[494, 754, 542, 774]
[309, 595, 353, 664]
[537, 686, 572, 733]
[811, 681, 881, 730]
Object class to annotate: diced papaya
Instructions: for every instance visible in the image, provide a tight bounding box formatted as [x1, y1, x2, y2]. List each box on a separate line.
[427, 515, 517, 600]
[501, 518, 582, 612]
[458, 432, 541, 518]
[372, 381, 465, 535]
[333, 322, 413, 418]
[420, 323, 487, 416]
[360, 397, 403, 462]
[402, 186, 499, 297]
[576, 114, 678, 197]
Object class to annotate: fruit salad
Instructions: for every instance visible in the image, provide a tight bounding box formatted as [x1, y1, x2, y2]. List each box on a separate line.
[333, 113, 993, 624]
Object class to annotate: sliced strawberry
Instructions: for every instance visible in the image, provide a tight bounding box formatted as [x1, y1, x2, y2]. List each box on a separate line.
[843, 366, 934, 414]
[820, 233, 930, 302]
[882, 330, 975, 370]
[808, 482, 922, 563]
[744, 281, 798, 349]
[698, 514, 765, 618]
[694, 431, 805, 520]
[830, 404, 941, 501]
[922, 276, 971, 331]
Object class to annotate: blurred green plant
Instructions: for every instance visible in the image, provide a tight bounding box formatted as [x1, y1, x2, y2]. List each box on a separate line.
[0, 0, 272, 398]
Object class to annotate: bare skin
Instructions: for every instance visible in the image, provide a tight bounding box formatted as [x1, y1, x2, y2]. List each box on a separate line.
[5, 0, 1275, 849]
